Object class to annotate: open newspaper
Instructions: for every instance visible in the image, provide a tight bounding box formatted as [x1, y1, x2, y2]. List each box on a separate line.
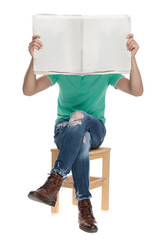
[32, 14, 131, 75]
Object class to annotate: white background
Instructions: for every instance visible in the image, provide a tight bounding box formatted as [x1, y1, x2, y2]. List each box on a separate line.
[1, 0, 160, 239]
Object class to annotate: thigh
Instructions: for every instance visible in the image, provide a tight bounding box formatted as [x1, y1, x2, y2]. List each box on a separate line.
[54, 118, 69, 149]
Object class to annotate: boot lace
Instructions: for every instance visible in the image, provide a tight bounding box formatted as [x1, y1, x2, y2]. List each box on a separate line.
[79, 200, 95, 219]
[39, 173, 62, 191]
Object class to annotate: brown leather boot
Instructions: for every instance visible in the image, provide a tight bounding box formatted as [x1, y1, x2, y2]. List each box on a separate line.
[28, 171, 65, 206]
[78, 199, 98, 233]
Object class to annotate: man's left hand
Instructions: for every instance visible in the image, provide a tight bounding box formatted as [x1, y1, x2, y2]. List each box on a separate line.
[126, 33, 139, 58]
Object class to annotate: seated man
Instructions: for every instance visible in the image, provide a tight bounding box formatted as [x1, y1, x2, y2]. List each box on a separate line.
[23, 33, 143, 233]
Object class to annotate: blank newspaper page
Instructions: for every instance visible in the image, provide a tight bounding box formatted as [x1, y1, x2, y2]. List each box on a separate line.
[82, 15, 131, 74]
[32, 14, 82, 74]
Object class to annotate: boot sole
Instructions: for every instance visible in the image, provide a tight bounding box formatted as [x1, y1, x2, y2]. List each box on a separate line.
[28, 192, 56, 207]
[79, 226, 98, 233]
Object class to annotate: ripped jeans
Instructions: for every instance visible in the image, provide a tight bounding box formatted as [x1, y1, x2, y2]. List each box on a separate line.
[51, 110, 106, 201]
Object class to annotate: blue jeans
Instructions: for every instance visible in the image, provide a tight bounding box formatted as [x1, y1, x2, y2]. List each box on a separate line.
[51, 110, 106, 201]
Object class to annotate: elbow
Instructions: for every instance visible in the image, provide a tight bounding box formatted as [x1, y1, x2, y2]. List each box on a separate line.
[22, 87, 34, 96]
[139, 89, 144, 96]
[131, 86, 144, 97]
[133, 91, 143, 97]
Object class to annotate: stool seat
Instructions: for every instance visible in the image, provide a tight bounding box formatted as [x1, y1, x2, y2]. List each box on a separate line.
[51, 147, 111, 213]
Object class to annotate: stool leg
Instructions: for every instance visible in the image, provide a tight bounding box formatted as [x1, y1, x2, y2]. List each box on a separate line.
[102, 151, 110, 210]
[51, 149, 59, 213]
[72, 189, 77, 205]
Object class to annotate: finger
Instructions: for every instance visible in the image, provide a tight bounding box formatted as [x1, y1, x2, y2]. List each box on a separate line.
[34, 46, 39, 51]
[32, 35, 41, 40]
[128, 45, 134, 51]
[128, 41, 138, 49]
[126, 33, 134, 39]
[130, 46, 135, 51]
[126, 38, 132, 45]
[32, 39, 43, 46]
[126, 39, 134, 47]
[128, 42, 135, 50]
[28, 45, 39, 51]
[29, 42, 42, 49]
[29, 39, 43, 47]
[128, 43, 137, 50]
[127, 40, 135, 47]
[126, 42, 133, 50]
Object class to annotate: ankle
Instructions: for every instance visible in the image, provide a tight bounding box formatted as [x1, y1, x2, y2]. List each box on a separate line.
[51, 170, 63, 177]
[79, 198, 90, 202]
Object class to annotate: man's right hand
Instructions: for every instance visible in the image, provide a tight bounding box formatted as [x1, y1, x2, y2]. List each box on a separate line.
[28, 35, 43, 57]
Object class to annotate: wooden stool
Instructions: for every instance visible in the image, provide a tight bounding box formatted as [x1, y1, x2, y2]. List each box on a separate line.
[50, 147, 111, 213]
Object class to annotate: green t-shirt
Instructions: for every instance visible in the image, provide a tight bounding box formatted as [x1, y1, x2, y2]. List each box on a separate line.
[47, 73, 124, 125]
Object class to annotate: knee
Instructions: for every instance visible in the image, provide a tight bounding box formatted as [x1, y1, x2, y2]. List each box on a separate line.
[69, 111, 84, 126]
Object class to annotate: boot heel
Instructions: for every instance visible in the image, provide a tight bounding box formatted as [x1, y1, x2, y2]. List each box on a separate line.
[51, 201, 56, 207]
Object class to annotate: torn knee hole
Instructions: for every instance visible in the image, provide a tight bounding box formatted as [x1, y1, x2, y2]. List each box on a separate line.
[70, 112, 84, 120]
[69, 112, 84, 125]
[83, 136, 86, 144]
[70, 120, 82, 125]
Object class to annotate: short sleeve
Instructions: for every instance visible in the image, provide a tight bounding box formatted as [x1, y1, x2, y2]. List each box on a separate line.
[46, 74, 60, 86]
[109, 73, 125, 89]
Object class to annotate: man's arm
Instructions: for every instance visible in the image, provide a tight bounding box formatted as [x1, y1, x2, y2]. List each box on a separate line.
[23, 58, 52, 96]
[22, 35, 52, 96]
[115, 34, 144, 96]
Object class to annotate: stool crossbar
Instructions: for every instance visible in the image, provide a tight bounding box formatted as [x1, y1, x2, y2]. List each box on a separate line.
[50, 147, 111, 213]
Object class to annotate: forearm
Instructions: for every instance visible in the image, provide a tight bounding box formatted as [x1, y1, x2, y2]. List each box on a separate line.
[129, 56, 144, 96]
[23, 57, 36, 95]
